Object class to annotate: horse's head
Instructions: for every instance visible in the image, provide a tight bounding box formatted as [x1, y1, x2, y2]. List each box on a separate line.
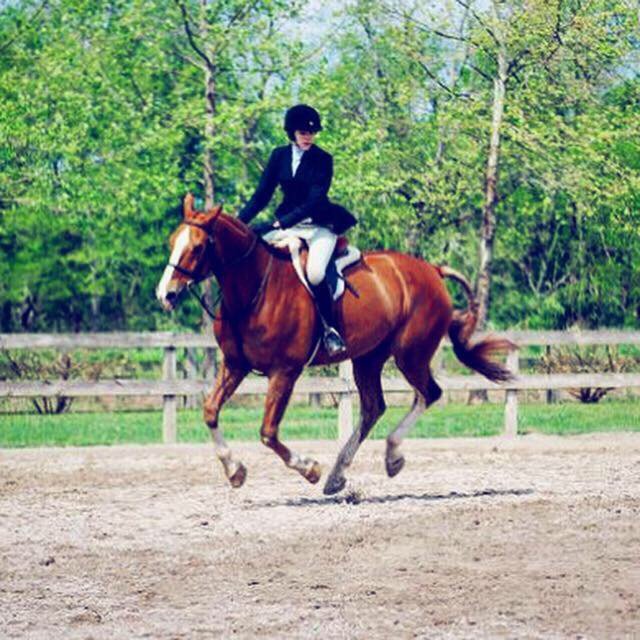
[156, 194, 221, 311]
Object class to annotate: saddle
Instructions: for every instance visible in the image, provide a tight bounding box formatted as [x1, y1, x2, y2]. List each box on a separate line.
[269, 235, 362, 300]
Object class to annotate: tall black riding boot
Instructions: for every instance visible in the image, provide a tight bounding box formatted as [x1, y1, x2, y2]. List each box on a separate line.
[310, 281, 347, 356]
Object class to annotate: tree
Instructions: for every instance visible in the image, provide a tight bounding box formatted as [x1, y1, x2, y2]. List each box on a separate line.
[1, 0, 638, 333]
[0, 0, 305, 331]
[359, 0, 640, 327]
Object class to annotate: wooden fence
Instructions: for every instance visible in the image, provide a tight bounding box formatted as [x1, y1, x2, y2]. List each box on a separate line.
[1, 330, 639, 442]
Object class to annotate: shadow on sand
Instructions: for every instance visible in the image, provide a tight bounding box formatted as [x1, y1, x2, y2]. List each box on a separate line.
[247, 487, 534, 509]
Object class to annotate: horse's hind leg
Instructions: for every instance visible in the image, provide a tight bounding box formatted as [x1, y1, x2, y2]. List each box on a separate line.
[386, 354, 442, 477]
[204, 358, 250, 488]
[261, 369, 322, 484]
[324, 346, 388, 495]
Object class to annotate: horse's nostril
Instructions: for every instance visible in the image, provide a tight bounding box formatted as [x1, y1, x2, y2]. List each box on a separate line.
[166, 291, 178, 304]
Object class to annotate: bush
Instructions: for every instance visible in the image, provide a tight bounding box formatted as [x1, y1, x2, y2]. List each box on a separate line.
[536, 345, 639, 403]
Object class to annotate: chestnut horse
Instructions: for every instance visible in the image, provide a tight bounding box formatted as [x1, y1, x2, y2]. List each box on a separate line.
[157, 195, 513, 495]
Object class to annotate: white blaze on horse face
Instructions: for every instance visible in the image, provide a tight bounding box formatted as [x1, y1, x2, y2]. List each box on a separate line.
[156, 226, 191, 306]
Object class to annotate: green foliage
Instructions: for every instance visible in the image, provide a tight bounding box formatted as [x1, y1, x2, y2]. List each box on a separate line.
[0, 0, 638, 331]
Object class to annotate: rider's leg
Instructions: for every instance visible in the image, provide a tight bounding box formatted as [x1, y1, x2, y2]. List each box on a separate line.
[306, 227, 346, 355]
[306, 227, 337, 286]
[309, 279, 347, 354]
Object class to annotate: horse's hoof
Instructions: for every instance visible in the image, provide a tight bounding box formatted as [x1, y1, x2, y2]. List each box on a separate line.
[304, 461, 322, 484]
[323, 475, 346, 496]
[385, 454, 405, 478]
[228, 463, 247, 488]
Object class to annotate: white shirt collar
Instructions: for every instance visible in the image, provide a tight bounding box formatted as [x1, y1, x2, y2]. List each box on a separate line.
[291, 143, 305, 176]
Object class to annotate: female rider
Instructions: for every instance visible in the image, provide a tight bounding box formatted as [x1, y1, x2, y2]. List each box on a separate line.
[238, 104, 356, 356]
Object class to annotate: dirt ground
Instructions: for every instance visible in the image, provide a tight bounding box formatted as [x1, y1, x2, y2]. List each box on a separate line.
[1, 433, 639, 639]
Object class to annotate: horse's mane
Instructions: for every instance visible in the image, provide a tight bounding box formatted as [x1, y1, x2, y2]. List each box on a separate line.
[218, 211, 253, 238]
[213, 212, 294, 262]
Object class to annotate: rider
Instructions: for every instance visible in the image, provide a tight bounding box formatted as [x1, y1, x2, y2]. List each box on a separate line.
[238, 104, 356, 356]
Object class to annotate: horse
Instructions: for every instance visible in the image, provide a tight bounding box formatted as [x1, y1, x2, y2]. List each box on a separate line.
[156, 194, 514, 495]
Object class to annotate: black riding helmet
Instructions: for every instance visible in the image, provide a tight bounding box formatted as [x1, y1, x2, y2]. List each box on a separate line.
[284, 104, 323, 141]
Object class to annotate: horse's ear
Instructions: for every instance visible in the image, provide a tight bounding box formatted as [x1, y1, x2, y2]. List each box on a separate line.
[183, 193, 196, 220]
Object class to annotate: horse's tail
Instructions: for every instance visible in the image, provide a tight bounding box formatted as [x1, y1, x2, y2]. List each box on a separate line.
[437, 265, 515, 383]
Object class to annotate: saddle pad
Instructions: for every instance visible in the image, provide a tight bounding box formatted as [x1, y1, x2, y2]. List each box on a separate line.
[269, 236, 361, 300]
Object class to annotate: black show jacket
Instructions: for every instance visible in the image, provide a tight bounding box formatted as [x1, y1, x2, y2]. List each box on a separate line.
[238, 144, 356, 234]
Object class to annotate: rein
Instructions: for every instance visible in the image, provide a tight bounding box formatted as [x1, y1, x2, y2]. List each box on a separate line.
[170, 220, 272, 321]
[187, 282, 222, 321]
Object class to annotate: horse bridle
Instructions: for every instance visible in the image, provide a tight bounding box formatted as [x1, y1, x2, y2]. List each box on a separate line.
[168, 215, 272, 320]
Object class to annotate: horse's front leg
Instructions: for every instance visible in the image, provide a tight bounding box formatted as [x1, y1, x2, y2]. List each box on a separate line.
[204, 358, 249, 488]
[260, 370, 322, 484]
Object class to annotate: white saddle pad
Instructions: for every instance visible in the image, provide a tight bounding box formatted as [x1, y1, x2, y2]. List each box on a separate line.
[269, 236, 361, 301]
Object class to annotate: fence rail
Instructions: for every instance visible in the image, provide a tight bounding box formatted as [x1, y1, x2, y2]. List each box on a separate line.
[1, 330, 639, 442]
[3, 329, 640, 350]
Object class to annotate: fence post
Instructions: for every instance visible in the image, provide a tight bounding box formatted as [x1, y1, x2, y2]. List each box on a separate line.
[184, 347, 198, 409]
[162, 346, 177, 444]
[204, 346, 217, 383]
[545, 345, 557, 404]
[337, 361, 354, 441]
[504, 348, 520, 437]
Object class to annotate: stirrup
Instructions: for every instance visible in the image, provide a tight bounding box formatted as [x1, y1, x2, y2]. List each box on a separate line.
[323, 326, 346, 356]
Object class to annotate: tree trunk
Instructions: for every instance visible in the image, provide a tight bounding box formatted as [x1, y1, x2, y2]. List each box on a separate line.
[90, 294, 100, 331]
[470, 4, 507, 405]
[2, 300, 12, 331]
[203, 59, 216, 208]
[200, 1, 216, 332]
[476, 38, 507, 330]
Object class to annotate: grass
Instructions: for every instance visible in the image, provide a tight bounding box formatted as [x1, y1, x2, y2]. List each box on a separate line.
[0, 399, 639, 448]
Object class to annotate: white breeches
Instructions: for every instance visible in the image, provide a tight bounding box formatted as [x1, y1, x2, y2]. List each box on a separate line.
[305, 227, 337, 285]
[264, 221, 337, 286]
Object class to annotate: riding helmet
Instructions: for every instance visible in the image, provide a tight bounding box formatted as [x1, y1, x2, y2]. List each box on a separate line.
[284, 104, 323, 140]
